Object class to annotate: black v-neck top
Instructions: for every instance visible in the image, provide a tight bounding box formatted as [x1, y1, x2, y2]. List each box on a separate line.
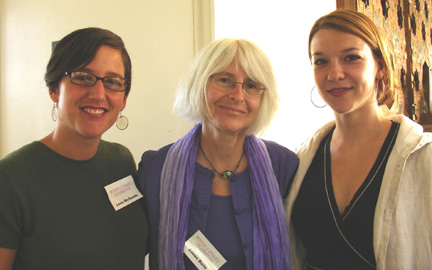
[292, 122, 400, 270]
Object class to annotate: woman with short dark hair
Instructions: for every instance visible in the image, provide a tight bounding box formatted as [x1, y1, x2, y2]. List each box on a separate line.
[0, 27, 147, 270]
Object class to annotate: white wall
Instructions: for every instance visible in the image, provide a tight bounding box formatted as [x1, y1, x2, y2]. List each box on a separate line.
[1, 0, 337, 163]
[0, 0, 197, 162]
[215, 0, 336, 150]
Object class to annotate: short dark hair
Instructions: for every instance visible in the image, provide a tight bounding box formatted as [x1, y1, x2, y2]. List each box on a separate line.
[45, 27, 132, 96]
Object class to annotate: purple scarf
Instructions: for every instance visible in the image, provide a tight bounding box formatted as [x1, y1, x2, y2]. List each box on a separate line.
[159, 124, 290, 269]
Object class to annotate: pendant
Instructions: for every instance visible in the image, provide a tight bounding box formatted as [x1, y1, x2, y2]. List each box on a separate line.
[221, 170, 232, 179]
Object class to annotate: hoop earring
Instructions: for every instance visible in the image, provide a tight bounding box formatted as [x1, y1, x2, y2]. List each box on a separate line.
[375, 79, 386, 92]
[375, 79, 386, 103]
[310, 86, 327, 108]
[116, 112, 129, 130]
[51, 102, 58, 121]
[380, 79, 386, 93]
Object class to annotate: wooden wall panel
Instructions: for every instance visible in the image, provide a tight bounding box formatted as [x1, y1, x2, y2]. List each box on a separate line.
[339, 0, 432, 131]
[356, 0, 408, 116]
[409, 0, 432, 130]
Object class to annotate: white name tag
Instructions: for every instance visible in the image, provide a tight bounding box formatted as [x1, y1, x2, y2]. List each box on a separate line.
[104, 176, 143, 211]
[184, 230, 226, 270]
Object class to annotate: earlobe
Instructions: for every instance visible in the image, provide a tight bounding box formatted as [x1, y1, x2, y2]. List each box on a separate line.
[121, 94, 128, 111]
[376, 59, 386, 80]
[49, 87, 59, 103]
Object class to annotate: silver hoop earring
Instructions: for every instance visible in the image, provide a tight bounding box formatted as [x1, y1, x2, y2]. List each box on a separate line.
[116, 112, 129, 130]
[310, 86, 327, 108]
[51, 102, 58, 121]
[375, 79, 386, 101]
[380, 79, 386, 93]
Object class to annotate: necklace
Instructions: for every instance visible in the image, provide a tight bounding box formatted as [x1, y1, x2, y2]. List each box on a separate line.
[199, 144, 245, 179]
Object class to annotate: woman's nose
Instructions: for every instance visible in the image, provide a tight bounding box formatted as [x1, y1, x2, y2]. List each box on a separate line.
[328, 62, 345, 81]
[88, 80, 106, 100]
[229, 82, 246, 101]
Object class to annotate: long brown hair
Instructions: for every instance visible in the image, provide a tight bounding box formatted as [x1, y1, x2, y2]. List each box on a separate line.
[309, 9, 396, 107]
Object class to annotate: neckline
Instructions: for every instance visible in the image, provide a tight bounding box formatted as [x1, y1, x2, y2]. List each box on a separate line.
[211, 194, 233, 199]
[198, 144, 245, 179]
[34, 141, 103, 165]
[195, 161, 248, 181]
[324, 122, 400, 219]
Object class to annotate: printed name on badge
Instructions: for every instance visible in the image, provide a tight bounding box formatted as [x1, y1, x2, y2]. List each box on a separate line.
[104, 175, 143, 211]
[184, 230, 226, 270]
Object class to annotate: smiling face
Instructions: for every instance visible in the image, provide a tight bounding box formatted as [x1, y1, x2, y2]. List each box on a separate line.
[50, 45, 127, 141]
[203, 61, 262, 136]
[310, 29, 384, 116]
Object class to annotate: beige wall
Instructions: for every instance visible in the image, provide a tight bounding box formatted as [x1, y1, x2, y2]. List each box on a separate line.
[0, 0, 212, 162]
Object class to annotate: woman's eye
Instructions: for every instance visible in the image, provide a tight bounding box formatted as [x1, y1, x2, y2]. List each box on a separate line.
[313, 59, 327, 66]
[246, 82, 258, 89]
[76, 75, 92, 82]
[218, 77, 232, 84]
[105, 78, 121, 86]
[345, 54, 361, 61]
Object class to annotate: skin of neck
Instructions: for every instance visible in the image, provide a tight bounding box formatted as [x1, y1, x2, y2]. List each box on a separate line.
[332, 100, 392, 146]
[40, 128, 101, 161]
[199, 122, 247, 169]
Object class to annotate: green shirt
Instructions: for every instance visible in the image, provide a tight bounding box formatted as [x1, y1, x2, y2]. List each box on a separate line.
[0, 141, 147, 270]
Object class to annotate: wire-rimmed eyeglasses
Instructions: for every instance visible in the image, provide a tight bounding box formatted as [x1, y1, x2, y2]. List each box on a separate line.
[210, 74, 266, 97]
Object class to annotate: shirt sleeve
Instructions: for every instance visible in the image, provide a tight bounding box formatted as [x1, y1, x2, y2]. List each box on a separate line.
[0, 170, 22, 249]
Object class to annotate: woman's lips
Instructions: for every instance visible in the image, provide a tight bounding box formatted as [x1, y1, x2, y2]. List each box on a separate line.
[327, 87, 352, 97]
[81, 107, 107, 116]
[220, 105, 245, 115]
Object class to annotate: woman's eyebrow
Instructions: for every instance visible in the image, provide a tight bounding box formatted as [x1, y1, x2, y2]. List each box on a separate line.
[311, 47, 360, 57]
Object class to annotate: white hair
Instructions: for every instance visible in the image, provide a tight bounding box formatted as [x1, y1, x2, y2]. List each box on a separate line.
[173, 38, 278, 136]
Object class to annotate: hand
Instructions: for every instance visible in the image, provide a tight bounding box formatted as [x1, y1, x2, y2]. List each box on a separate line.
[0, 247, 16, 270]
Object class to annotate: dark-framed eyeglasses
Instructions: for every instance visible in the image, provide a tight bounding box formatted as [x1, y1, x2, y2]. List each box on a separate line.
[65, 71, 128, 92]
[210, 74, 266, 97]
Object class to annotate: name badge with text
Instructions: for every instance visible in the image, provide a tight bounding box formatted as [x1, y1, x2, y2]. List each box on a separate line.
[184, 230, 226, 270]
[104, 176, 143, 211]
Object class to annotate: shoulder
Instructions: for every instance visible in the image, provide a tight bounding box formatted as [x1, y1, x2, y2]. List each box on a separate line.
[1, 142, 42, 160]
[139, 143, 173, 166]
[0, 142, 43, 172]
[0, 142, 45, 207]
[390, 115, 432, 156]
[98, 140, 135, 170]
[403, 132, 432, 166]
[99, 140, 133, 157]
[135, 143, 173, 189]
[261, 139, 299, 198]
[263, 140, 298, 164]
[295, 121, 335, 157]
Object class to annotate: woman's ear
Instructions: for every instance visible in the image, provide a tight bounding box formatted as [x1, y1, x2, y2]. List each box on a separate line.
[121, 93, 128, 111]
[376, 58, 386, 80]
[49, 87, 59, 103]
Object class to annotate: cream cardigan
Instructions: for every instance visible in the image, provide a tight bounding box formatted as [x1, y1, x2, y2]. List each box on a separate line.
[286, 115, 432, 270]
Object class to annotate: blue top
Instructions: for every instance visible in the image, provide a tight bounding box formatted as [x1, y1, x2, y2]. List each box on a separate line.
[185, 194, 246, 269]
[135, 140, 298, 269]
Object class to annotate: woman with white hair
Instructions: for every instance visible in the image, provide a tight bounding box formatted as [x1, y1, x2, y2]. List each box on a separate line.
[135, 38, 298, 270]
